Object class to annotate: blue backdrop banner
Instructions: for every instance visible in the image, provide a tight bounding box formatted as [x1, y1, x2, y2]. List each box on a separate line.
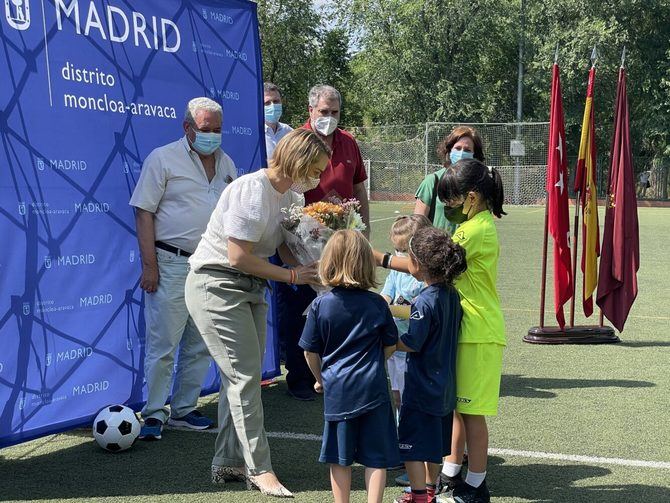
[0, 0, 276, 448]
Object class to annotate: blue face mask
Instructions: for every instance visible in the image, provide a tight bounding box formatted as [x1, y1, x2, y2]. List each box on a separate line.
[450, 149, 474, 165]
[264, 103, 283, 124]
[191, 130, 221, 155]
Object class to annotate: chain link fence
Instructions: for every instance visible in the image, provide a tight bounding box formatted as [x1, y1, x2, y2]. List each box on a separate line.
[351, 122, 670, 204]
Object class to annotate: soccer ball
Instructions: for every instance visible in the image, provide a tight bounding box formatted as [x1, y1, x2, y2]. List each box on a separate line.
[92, 404, 140, 452]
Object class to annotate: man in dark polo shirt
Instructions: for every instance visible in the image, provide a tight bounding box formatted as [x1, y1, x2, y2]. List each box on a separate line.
[277, 85, 370, 401]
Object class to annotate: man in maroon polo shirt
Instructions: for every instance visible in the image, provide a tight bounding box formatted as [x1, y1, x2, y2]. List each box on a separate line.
[276, 85, 370, 401]
[301, 87, 370, 218]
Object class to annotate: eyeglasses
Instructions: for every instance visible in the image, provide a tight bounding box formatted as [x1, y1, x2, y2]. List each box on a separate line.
[191, 124, 222, 134]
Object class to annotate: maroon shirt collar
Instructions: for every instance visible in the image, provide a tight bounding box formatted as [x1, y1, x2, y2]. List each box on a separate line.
[302, 119, 341, 150]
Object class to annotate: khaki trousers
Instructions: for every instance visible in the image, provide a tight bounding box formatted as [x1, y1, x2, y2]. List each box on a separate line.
[142, 249, 210, 422]
[185, 267, 272, 475]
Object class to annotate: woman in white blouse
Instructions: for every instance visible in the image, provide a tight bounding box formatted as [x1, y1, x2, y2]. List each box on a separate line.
[186, 129, 328, 497]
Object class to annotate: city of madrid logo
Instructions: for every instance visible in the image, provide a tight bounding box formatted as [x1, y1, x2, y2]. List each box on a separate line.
[5, 0, 31, 30]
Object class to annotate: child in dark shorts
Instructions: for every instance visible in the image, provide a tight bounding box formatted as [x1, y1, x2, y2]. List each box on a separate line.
[300, 230, 400, 503]
[393, 226, 467, 503]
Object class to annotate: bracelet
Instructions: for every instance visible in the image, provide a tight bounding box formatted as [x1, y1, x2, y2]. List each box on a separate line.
[294, 268, 300, 284]
[288, 269, 295, 284]
[381, 252, 392, 269]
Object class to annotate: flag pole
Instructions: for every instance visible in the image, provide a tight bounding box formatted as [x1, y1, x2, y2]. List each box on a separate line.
[540, 206, 549, 328]
[569, 198, 580, 326]
[539, 44, 560, 328]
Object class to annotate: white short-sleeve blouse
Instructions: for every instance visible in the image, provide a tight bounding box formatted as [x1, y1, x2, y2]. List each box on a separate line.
[189, 169, 302, 271]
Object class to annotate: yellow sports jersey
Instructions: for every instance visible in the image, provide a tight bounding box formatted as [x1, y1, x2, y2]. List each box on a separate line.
[452, 211, 506, 346]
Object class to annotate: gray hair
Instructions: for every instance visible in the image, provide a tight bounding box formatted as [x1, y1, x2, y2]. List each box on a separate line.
[264, 82, 282, 96]
[308, 85, 342, 108]
[184, 97, 222, 124]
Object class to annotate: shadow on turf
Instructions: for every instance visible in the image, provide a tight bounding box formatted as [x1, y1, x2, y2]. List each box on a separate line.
[500, 374, 655, 399]
[0, 385, 336, 500]
[618, 340, 670, 348]
[0, 429, 380, 500]
[489, 456, 670, 502]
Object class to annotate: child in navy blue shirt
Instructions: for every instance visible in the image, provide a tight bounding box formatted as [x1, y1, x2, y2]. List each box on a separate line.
[381, 215, 431, 417]
[393, 226, 467, 503]
[300, 230, 400, 503]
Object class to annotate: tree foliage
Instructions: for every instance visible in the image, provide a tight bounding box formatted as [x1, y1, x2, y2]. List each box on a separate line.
[257, 0, 670, 159]
[256, 0, 319, 125]
[256, 1, 358, 126]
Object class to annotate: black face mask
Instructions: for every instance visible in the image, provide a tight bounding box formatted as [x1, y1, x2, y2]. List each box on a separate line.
[444, 203, 467, 224]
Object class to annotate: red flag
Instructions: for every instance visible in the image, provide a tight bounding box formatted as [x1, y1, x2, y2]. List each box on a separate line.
[596, 67, 639, 331]
[546, 63, 572, 328]
[574, 67, 600, 317]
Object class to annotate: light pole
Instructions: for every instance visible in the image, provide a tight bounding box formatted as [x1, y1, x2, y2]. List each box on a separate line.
[514, 0, 525, 204]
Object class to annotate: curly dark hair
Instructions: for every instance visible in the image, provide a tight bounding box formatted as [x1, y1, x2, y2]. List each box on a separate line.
[409, 226, 467, 284]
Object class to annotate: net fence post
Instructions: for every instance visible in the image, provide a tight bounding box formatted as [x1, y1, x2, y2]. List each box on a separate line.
[424, 122, 430, 177]
[364, 159, 371, 201]
[514, 122, 522, 204]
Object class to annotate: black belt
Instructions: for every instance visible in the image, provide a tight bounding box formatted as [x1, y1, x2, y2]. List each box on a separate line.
[155, 241, 192, 257]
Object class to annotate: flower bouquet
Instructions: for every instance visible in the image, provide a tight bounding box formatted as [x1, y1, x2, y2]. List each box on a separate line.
[281, 197, 366, 296]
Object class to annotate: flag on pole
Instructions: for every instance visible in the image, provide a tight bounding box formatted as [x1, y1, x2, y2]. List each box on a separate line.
[546, 63, 572, 328]
[574, 66, 600, 317]
[596, 66, 639, 331]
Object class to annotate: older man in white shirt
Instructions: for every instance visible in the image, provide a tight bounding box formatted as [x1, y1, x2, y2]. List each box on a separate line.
[130, 97, 237, 440]
[263, 82, 293, 161]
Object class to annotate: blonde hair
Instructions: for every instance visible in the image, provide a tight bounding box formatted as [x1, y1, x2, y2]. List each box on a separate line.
[389, 214, 432, 252]
[319, 230, 376, 290]
[270, 129, 331, 182]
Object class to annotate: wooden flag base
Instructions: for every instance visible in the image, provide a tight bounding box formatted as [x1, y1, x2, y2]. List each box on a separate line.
[524, 325, 619, 344]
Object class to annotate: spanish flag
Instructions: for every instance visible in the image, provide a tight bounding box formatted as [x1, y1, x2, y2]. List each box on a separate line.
[574, 66, 600, 318]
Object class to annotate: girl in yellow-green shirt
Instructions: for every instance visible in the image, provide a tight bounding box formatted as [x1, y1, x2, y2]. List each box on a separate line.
[435, 158, 506, 503]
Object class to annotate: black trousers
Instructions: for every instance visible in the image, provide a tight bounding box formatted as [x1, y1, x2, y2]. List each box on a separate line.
[272, 259, 317, 391]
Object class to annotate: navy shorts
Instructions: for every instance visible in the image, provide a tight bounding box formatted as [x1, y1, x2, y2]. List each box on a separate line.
[398, 408, 453, 463]
[319, 403, 401, 468]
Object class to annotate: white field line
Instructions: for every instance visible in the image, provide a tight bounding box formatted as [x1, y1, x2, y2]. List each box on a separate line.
[488, 447, 670, 470]
[167, 427, 670, 470]
[370, 215, 403, 223]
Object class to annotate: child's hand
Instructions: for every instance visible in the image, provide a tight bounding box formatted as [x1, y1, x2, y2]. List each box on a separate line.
[314, 382, 324, 394]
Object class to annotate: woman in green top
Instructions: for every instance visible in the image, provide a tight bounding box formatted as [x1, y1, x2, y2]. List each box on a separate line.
[414, 126, 485, 234]
[435, 158, 506, 503]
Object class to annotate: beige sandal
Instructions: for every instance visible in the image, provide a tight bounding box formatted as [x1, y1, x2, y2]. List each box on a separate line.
[246, 473, 294, 498]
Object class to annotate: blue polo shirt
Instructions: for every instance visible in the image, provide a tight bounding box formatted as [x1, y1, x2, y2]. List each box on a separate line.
[381, 269, 424, 334]
[401, 283, 462, 416]
[299, 287, 398, 421]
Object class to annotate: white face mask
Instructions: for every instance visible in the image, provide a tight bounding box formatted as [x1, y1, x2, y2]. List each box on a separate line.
[313, 116, 338, 136]
[290, 176, 321, 194]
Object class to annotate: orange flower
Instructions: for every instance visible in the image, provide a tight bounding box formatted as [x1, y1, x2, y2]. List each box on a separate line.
[303, 202, 344, 225]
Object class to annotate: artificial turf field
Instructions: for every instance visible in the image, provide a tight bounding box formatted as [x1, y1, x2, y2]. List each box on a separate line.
[1, 203, 669, 502]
